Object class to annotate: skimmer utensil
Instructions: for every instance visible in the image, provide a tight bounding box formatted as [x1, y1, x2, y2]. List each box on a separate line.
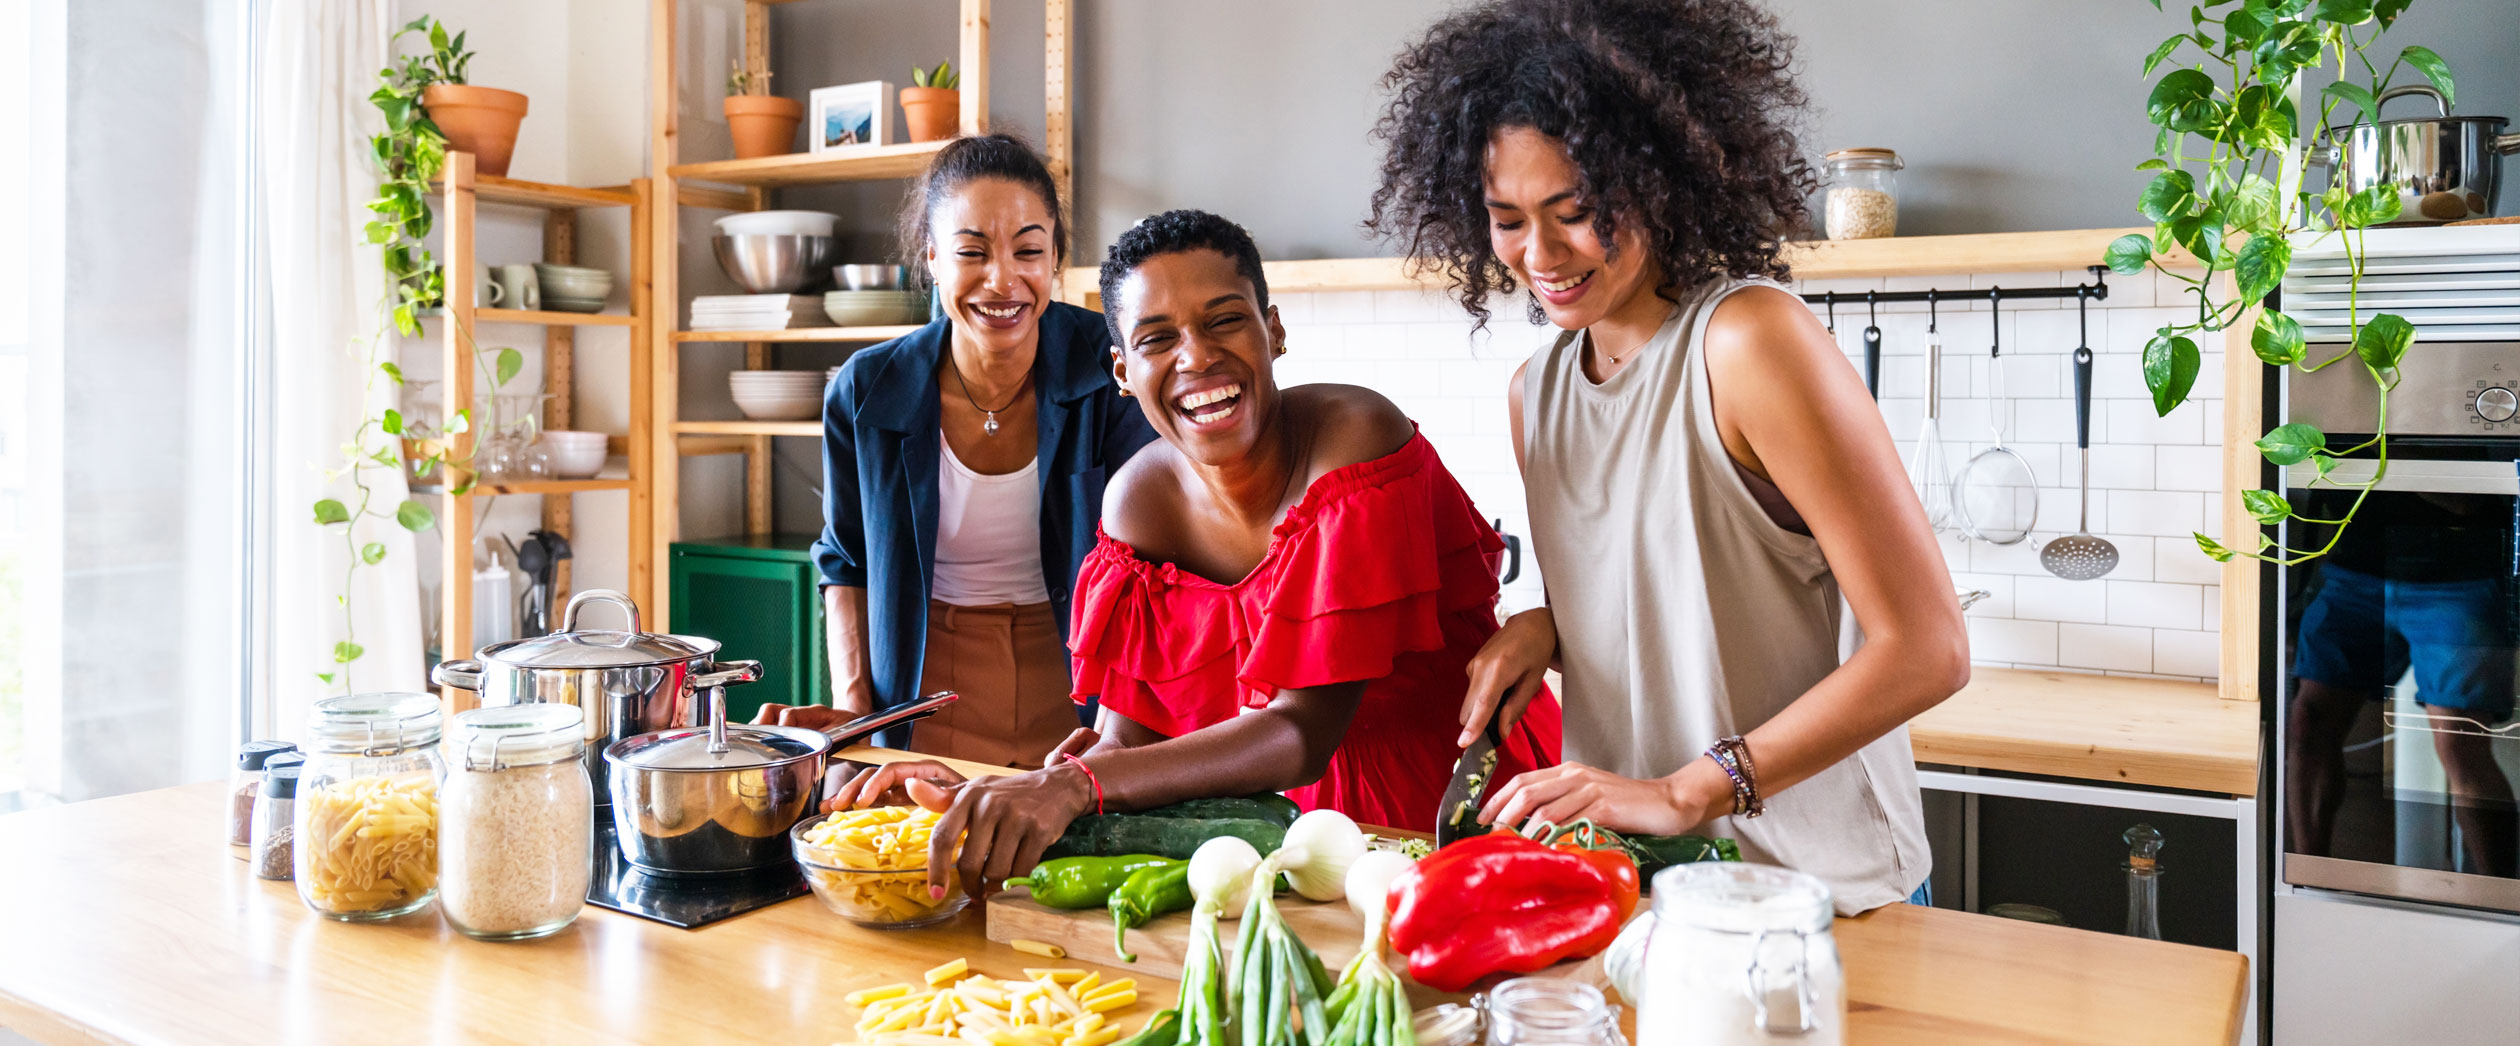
[1910, 294, 1955, 531]
[2042, 310, 2120, 580]
[1956, 289, 2038, 545]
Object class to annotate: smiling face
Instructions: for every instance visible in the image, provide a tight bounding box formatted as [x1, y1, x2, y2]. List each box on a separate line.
[1108, 249, 1286, 466]
[1482, 126, 1660, 332]
[925, 177, 1059, 354]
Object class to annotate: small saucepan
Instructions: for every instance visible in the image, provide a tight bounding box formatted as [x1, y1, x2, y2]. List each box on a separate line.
[603, 688, 959, 875]
[2311, 85, 2520, 223]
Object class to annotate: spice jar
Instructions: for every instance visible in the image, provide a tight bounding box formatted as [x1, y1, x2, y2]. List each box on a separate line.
[251, 762, 301, 881]
[1487, 979, 1624, 1046]
[295, 692, 444, 921]
[227, 740, 297, 849]
[1638, 863, 1845, 1046]
[438, 703, 592, 941]
[1822, 148, 1902, 240]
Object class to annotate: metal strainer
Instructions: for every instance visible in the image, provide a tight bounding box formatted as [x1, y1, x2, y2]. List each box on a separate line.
[1955, 291, 2038, 545]
[2042, 333, 2120, 580]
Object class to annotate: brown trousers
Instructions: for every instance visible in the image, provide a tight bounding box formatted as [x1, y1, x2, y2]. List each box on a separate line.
[911, 600, 1076, 769]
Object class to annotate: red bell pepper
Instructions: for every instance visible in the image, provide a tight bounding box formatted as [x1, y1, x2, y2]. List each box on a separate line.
[1384, 832, 1626, 991]
[1537, 820, 1641, 922]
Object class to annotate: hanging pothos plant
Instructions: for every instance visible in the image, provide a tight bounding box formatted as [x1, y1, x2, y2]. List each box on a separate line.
[2107, 0, 2450, 565]
[312, 17, 521, 689]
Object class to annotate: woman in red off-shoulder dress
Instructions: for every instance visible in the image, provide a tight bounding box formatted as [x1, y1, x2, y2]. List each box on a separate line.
[831, 210, 1558, 897]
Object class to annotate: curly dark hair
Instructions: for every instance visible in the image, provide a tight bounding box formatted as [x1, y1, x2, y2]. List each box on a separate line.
[895, 133, 1069, 267]
[1096, 209, 1272, 341]
[1365, 0, 1816, 327]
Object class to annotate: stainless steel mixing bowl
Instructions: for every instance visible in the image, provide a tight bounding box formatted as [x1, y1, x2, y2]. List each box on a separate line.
[712, 234, 838, 294]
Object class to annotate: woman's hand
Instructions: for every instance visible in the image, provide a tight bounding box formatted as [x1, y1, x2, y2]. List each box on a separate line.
[823, 759, 970, 812]
[1459, 607, 1556, 747]
[917, 762, 1098, 899]
[1476, 758, 1732, 837]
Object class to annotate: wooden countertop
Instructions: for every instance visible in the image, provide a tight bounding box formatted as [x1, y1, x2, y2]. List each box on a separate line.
[1909, 667, 2262, 796]
[3, 773, 2246, 1045]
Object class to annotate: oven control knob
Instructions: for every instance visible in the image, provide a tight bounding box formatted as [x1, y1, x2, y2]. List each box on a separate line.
[2478, 386, 2519, 423]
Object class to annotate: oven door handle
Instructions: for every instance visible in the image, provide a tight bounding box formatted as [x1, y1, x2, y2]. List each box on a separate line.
[2286, 457, 2520, 495]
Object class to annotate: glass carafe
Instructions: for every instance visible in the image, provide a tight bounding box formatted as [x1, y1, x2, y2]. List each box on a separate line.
[2124, 823, 2164, 940]
[1638, 863, 1845, 1046]
[295, 692, 445, 920]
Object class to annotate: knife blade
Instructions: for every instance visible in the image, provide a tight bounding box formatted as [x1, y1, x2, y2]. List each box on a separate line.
[1435, 698, 1510, 847]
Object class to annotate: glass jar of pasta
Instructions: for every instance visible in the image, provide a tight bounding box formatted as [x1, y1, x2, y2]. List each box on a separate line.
[438, 704, 591, 941]
[295, 692, 445, 921]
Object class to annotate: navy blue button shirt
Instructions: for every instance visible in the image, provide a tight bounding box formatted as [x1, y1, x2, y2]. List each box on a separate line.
[811, 301, 1157, 747]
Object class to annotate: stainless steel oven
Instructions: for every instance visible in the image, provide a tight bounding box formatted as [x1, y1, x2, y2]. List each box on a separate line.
[2276, 228, 2520, 913]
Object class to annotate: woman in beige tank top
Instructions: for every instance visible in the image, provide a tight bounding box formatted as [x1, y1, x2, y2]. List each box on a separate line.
[1366, 0, 1969, 912]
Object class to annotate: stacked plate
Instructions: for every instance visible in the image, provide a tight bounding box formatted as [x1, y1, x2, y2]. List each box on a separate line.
[714, 210, 840, 238]
[539, 430, 610, 478]
[824, 289, 930, 328]
[536, 264, 614, 314]
[729, 370, 827, 420]
[692, 294, 833, 332]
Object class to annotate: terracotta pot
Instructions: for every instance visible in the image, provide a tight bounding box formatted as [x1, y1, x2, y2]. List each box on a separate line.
[899, 87, 960, 143]
[724, 95, 804, 159]
[422, 84, 530, 177]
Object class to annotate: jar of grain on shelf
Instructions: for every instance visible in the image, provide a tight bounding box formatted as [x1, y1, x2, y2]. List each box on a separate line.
[438, 703, 592, 941]
[1823, 148, 1902, 240]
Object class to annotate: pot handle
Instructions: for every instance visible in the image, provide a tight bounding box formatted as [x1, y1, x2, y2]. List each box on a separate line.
[691, 659, 764, 689]
[2496, 133, 2520, 157]
[2373, 83, 2449, 120]
[561, 589, 643, 634]
[431, 659, 485, 691]
[817, 691, 961, 749]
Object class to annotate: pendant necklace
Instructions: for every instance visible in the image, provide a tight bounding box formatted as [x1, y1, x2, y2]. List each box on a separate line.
[949, 353, 1029, 436]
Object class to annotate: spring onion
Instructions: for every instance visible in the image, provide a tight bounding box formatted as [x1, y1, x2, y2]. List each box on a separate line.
[1319, 850, 1418, 1046]
[1273, 808, 1367, 902]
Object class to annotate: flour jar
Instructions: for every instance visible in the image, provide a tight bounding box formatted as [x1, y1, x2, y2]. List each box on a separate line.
[1637, 863, 1844, 1046]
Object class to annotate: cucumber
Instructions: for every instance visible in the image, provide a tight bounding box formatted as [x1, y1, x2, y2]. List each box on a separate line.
[1621, 833, 1741, 880]
[1136, 793, 1301, 828]
[1041, 814, 1288, 861]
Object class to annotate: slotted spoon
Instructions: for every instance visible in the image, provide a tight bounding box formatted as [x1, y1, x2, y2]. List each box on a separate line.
[2042, 339, 2119, 580]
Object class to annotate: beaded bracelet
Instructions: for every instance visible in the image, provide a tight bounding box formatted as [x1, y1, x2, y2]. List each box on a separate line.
[1704, 735, 1764, 818]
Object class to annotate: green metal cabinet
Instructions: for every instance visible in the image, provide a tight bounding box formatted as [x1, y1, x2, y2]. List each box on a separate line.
[668, 533, 827, 724]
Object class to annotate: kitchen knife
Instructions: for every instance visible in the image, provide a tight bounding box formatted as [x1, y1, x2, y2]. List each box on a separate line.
[1435, 698, 1510, 847]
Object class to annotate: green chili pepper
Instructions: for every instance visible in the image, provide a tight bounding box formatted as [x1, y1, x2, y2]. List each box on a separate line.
[1006, 854, 1177, 909]
[1109, 861, 1196, 962]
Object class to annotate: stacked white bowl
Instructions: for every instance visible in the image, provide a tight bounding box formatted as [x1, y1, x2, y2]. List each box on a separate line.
[539, 430, 610, 478]
[729, 370, 828, 420]
[714, 210, 841, 237]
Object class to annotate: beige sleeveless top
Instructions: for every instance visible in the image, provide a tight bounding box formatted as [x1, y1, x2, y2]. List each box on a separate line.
[1521, 279, 1929, 913]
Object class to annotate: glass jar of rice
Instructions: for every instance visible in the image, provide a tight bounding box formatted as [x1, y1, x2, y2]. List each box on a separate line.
[1822, 148, 1903, 240]
[296, 693, 445, 920]
[439, 703, 592, 940]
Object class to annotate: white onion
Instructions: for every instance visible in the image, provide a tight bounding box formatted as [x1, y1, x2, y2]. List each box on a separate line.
[1274, 808, 1369, 902]
[1189, 835, 1263, 918]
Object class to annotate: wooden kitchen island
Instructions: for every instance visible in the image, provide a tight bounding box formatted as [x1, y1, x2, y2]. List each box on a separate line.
[1, 769, 2246, 1045]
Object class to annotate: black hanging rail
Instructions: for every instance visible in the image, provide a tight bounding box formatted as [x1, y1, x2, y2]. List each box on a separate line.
[1800, 265, 2112, 309]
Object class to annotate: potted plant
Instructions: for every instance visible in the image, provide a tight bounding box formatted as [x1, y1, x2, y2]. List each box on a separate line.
[724, 62, 802, 159]
[900, 60, 960, 143]
[394, 18, 529, 177]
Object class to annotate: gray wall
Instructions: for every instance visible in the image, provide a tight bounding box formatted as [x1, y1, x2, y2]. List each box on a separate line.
[772, 0, 2520, 262]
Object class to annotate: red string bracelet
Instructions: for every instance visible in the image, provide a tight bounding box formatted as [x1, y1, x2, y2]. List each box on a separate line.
[1060, 753, 1104, 815]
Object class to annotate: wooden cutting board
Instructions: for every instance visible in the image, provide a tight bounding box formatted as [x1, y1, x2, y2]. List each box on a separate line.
[982, 887, 1614, 1006]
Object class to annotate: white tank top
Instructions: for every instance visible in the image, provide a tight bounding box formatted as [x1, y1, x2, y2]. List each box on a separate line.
[933, 436, 1052, 606]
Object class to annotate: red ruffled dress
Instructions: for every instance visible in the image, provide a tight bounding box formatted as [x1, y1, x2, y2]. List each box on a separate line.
[1068, 432, 1561, 833]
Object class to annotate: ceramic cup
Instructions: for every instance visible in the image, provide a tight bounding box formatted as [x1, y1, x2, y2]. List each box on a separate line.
[491, 264, 541, 311]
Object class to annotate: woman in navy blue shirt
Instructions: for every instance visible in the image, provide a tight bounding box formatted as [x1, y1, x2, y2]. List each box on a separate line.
[771, 135, 1154, 766]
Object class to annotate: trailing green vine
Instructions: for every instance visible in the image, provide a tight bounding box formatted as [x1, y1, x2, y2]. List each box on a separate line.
[2108, 0, 2451, 565]
[312, 17, 520, 690]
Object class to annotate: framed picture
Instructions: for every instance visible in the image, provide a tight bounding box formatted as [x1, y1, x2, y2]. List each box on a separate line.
[809, 81, 894, 153]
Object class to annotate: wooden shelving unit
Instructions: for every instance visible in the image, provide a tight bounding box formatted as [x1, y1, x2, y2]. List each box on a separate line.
[645, 0, 1073, 623]
[429, 152, 654, 707]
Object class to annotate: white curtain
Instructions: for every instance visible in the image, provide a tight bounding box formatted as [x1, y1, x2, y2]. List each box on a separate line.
[255, 0, 427, 741]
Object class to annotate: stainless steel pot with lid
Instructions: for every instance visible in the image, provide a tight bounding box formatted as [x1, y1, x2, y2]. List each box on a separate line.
[2312, 85, 2520, 223]
[430, 589, 763, 805]
[604, 688, 959, 874]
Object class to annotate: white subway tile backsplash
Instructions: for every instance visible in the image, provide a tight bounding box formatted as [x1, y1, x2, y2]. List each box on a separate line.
[2155, 628, 2220, 678]
[2017, 575, 2110, 624]
[1310, 290, 1376, 325]
[2086, 444, 2156, 490]
[1969, 618, 2059, 665]
[2059, 623, 2154, 672]
[2153, 536, 2224, 584]
[2105, 398, 2207, 445]
[2106, 579, 2203, 630]
[2104, 489, 2204, 537]
[2154, 444, 2221, 492]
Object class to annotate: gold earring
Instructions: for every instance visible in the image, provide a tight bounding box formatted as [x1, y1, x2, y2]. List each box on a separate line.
[1274, 342, 1288, 357]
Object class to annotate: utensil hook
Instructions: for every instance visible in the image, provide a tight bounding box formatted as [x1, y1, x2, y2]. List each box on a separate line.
[1988, 287, 2002, 358]
[1824, 292, 1837, 334]
[2076, 283, 2092, 348]
[1865, 291, 1878, 328]
[1926, 290, 1938, 333]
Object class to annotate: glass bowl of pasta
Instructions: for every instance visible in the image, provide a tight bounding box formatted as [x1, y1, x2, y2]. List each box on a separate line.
[791, 807, 967, 929]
